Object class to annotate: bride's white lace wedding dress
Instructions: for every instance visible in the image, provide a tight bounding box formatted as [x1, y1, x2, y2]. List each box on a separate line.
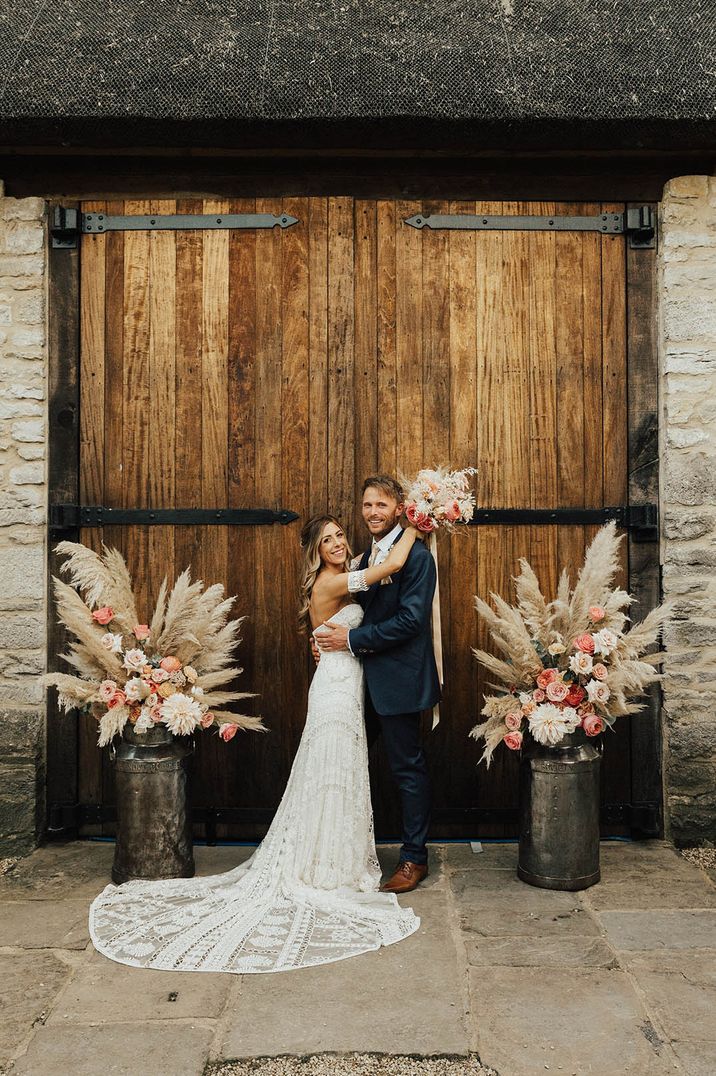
[89, 602, 419, 973]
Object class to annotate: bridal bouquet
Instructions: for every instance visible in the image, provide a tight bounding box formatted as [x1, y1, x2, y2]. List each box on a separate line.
[41, 541, 265, 748]
[470, 522, 668, 765]
[401, 465, 478, 533]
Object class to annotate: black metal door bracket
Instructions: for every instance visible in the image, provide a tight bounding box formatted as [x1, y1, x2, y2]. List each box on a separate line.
[469, 504, 657, 542]
[50, 208, 300, 247]
[405, 206, 656, 249]
[49, 504, 298, 536]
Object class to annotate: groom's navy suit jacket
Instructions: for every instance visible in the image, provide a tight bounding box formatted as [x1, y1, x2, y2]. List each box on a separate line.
[348, 537, 441, 717]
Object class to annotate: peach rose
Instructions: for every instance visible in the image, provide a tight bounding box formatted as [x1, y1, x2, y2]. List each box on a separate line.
[573, 633, 595, 654]
[536, 668, 559, 689]
[160, 656, 182, 673]
[133, 624, 151, 640]
[532, 688, 546, 703]
[92, 606, 114, 625]
[219, 722, 239, 742]
[200, 711, 215, 729]
[582, 713, 605, 737]
[503, 731, 523, 751]
[589, 606, 606, 622]
[444, 499, 461, 522]
[521, 700, 536, 716]
[592, 662, 609, 681]
[546, 679, 569, 703]
[505, 712, 522, 731]
[107, 689, 127, 709]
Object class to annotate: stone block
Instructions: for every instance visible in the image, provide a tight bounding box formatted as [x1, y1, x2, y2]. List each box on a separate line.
[469, 966, 666, 1076]
[0, 614, 44, 648]
[0, 254, 45, 279]
[671, 1041, 716, 1075]
[3, 222, 44, 255]
[13, 292, 44, 323]
[665, 175, 709, 200]
[0, 399, 42, 419]
[6, 382, 45, 400]
[0, 898, 89, 949]
[599, 909, 716, 950]
[0, 545, 44, 599]
[12, 1024, 213, 1076]
[626, 950, 716, 1042]
[0, 762, 43, 854]
[0, 506, 45, 526]
[663, 619, 716, 647]
[9, 461, 44, 484]
[465, 933, 616, 968]
[17, 445, 44, 460]
[0, 950, 71, 1069]
[663, 456, 716, 506]
[668, 795, 716, 844]
[1, 197, 46, 222]
[452, 871, 599, 938]
[667, 425, 710, 448]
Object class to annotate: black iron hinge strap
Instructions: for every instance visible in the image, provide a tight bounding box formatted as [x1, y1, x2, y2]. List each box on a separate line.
[405, 206, 656, 248]
[49, 505, 298, 530]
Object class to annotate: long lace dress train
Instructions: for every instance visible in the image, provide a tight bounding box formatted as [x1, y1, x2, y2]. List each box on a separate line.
[89, 603, 420, 973]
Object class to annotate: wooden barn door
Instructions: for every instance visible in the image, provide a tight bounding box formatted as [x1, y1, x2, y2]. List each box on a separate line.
[55, 196, 658, 840]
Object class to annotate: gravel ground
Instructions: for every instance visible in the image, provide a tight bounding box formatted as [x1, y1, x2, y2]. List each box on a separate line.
[0, 858, 17, 876]
[680, 845, 716, 870]
[206, 1055, 496, 1076]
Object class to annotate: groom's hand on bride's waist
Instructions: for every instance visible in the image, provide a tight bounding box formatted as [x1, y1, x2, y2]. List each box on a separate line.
[315, 622, 350, 652]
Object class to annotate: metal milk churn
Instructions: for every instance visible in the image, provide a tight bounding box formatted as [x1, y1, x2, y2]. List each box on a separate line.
[517, 728, 601, 891]
[111, 723, 195, 884]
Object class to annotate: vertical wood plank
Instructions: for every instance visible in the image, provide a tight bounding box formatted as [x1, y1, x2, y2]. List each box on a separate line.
[376, 200, 397, 476]
[395, 201, 423, 477]
[308, 197, 329, 515]
[354, 199, 378, 537]
[327, 196, 355, 528]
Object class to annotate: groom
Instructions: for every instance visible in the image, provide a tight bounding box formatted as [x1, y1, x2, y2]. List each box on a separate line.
[316, 474, 441, 893]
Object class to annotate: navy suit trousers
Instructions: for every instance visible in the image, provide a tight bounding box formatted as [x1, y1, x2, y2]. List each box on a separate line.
[365, 683, 431, 866]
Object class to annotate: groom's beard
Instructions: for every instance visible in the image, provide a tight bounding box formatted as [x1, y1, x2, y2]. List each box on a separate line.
[365, 518, 400, 541]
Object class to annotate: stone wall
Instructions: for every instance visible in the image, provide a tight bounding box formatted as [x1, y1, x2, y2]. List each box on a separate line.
[0, 183, 48, 856]
[660, 175, 716, 844]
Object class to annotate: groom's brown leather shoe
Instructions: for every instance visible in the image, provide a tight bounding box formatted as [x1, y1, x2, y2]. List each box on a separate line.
[380, 860, 428, 893]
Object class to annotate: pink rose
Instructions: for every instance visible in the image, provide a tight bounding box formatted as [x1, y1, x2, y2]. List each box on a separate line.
[592, 663, 608, 681]
[107, 689, 127, 709]
[532, 688, 546, 702]
[536, 668, 559, 690]
[160, 656, 182, 673]
[546, 679, 569, 703]
[133, 624, 151, 640]
[200, 711, 215, 729]
[503, 731, 523, 751]
[573, 633, 595, 654]
[582, 713, 604, 737]
[219, 722, 239, 742]
[589, 606, 606, 623]
[505, 712, 522, 731]
[444, 500, 461, 522]
[92, 606, 114, 625]
[99, 679, 117, 703]
[417, 515, 436, 533]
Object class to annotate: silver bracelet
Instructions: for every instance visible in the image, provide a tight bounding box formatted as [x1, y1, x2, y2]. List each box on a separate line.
[347, 569, 370, 593]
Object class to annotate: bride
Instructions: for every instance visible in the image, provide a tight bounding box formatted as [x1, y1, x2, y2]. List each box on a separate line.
[89, 515, 421, 973]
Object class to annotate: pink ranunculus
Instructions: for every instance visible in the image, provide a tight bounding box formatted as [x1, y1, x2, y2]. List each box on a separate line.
[582, 713, 605, 737]
[107, 689, 127, 709]
[444, 499, 461, 522]
[92, 606, 114, 625]
[532, 688, 546, 703]
[505, 712, 522, 731]
[546, 679, 569, 703]
[200, 711, 214, 729]
[99, 679, 117, 703]
[573, 632, 595, 654]
[503, 731, 523, 751]
[133, 624, 151, 640]
[160, 656, 182, 673]
[592, 662, 609, 681]
[219, 722, 239, 742]
[536, 668, 559, 689]
[589, 606, 606, 622]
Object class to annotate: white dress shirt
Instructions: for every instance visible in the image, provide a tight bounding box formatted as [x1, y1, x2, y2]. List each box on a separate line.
[347, 523, 403, 654]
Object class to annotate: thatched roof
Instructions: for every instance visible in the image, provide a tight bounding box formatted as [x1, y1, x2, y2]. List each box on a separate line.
[1, 1, 715, 149]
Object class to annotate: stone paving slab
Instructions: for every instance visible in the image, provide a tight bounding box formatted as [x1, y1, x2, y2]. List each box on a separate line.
[443, 842, 517, 872]
[47, 949, 233, 1025]
[9, 1023, 214, 1076]
[219, 892, 468, 1059]
[625, 951, 716, 1043]
[453, 872, 599, 939]
[671, 1040, 716, 1076]
[464, 932, 617, 968]
[0, 841, 114, 901]
[599, 909, 716, 950]
[469, 966, 676, 1076]
[0, 898, 89, 949]
[0, 951, 73, 1069]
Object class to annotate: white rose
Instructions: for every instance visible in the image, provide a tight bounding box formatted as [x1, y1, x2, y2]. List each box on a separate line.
[562, 705, 580, 730]
[548, 638, 566, 655]
[592, 628, 618, 657]
[101, 632, 124, 654]
[569, 651, 593, 675]
[122, 648, 147, 672]
[586, 679, 611, 704]
[518, 692, 532, 705]
[124, 677, 150, 702]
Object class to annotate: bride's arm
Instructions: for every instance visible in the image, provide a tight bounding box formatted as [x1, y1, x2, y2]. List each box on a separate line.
[316, 526, 419, 600]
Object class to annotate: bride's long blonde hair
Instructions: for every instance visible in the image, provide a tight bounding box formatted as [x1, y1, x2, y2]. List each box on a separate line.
[298, 515, 354, 635]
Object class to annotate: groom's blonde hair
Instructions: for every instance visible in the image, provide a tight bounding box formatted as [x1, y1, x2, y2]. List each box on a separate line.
[361, 474, 404, 503]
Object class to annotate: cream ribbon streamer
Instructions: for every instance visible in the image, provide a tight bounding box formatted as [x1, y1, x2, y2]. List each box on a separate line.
[428, 530, 443, 729]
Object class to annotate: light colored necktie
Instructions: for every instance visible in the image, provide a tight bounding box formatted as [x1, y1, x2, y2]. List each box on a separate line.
[368, 542, 379, 567]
